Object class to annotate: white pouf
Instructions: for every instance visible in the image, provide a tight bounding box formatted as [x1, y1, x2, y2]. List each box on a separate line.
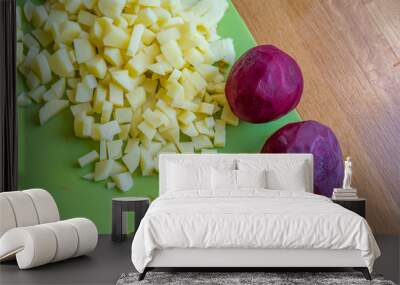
[0, 189, 98, 269]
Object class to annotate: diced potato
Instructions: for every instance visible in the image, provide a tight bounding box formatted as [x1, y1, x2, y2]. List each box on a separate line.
[161, 40, 184, 69]
[31, 53, 52, 84]
[75, 82, 93, 103]
[109, 83, 124, 106]
[122, 141, 140, 172]
[195, 120, 214, 137]
[74, 114, 94, 137]
[31, 5, 48, 28]
[184, 48, 204, 66]
[17, 93, 33, 107]
[119, 124, 131, 140]
[51, 78, 66, 98]
[127, 24, 145, 56]
[142, 29, 156, 45]
[111, 70, 137, 92]
[136, 8, 157, 27]
[139, 0, 160, 7]
[98, 0, 126, 18]
[106, 182, 115, 189]
[104, 47, 124, 67]
[28, 85, 46, 103]
[221, 104, 239, 126]
[71, 102, 92, 116]
[39, 99, 69, 125]
[32, 29, 52, 47]
[126, 52, 153, 76]
[101, 101, 113, 123]
[82, 172, 94, 180]
[99, 120, 121, 140]
[86, 56, 107, 79]
[138, 120, 156, 139]
[181, 122, 199, 137]
[139, 147, 155, 176]
[23, 33, 40, 49]
[49, 48, 74, 77]
[198, 102, 214, 115]
[16, 42, 24, 66]
[64, 0, 82, 13]
[26, 71, 41, 91]
[214, 119, 225, 147]
[178, 110, 196, 125]
[103, 24, 129, 49]
[126, 87, 146, 110]
[177, 142, 194, 153]
[94, 159, 114, 181]
[143, 108, 168, 128]
[192, 135, 213, 150]
[210, 38, 235, 64]
[42, 89, 57, 102]
[107, 140, 123, 159]
[78, 10, 97, 26]
[115, 108, 132, 123]
[112, 172, 134, 192]
[23, 0, 35, 22]
[83, 74, 97, 89]
[74, 39, 96, 64]
[111, 161, 127, 176]
[94, 86, 107, 113]
[59, 21, 81, 44]
[78, 150, 99, 167]
[99, 140, 107, 160]
[156, 27, 180, 45]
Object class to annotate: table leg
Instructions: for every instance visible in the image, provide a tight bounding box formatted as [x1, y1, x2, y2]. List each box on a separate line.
[112, 201, 124, 242]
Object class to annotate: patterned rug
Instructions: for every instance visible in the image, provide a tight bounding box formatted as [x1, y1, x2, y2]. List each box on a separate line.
[116, 271, 396, 285]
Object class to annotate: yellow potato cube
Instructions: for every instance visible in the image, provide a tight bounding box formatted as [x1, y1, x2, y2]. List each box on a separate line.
[23, 0, 34, 22]
[148, 62, 172, 76]
[195, 120, 214, 137]
[83, 0, 97, 9]
[94, 159, 114, 181]
[39, 99, 69, 125]
[104, 47, 124, 67]
[83, 74, 97, 89]
[94, 86, 107, 113]
[103, 24, 129, 49]
[160, 127, 179, 143]
[74, 114, 94, 137]
[197, 64, 219, 81]
[115, 108, 132, 123]
[75, 82, 93, 103]
[111, 161, 127, 176]
[82, 173, 94, 180]
[139, 0, 160, 7]
[122, 141, 140, 172]
[42, 89, 57, 102]
[126, 52, 153, 76]
[101, 101, 113, 123]
[178, 110, 196, 125]
[136, 8, 157, 27]
[28, 85, 46, 103]
[26, 72, 40, 91]
[86, 56, 107, 79]
[156, 27, 180, 45]
[51, 78, 66, 99]
[64, 0, 82, 13]
[49, 48, 75, 77]
[159, 143, 178, 153]
[127, 24, 145, 56]
[197, 102, 214, 115]
[99, 140, 107, 160]
[177, 142, 194, 153]
[31, 5, 48, 28]
[142, 29, 156, 45]
[107, 140, 123, 159]
[78, 10, 97, 26]
[111, 70, 138, 92]
[210, 38, 235, 64]
[166, 80, 184, 101]
[31, 53, 52, 84]
[109, 83, 124, 106]
[74, 39, 96, 64]
[203, 116, 216, 128]
[143, 108, 168, 128]
[119, 124, 131, 140]
[32, 29, 52, 47]
[221, 104, 239, 126]
[138, 120, 156, 139]
[23, 33, 40, 49]
[112, 172, 134, 192]
[139, 147, 155, 176]
[78, 150, 99, 167]
[126, 87, 146, 110]
[181, 122, 199, 137]
[98, 0, 126, 18]
[192, 135, 213, 150]
[161, 40, 184, 69]
[59, 21, 81, 44]
[70, 102, 92, 116]
[214, 119, 226, 147]
[99, 120, 121, 141]
[184, 48, 204, 66]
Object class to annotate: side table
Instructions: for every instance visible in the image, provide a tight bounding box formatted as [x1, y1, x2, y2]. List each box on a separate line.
[112, 197, 150, 242]
[332, 198, 366, 218]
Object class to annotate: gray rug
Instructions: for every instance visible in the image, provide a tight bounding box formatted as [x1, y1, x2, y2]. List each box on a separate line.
[116, 272, 396, 285]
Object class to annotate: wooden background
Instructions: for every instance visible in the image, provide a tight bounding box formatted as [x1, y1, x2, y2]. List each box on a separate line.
[232, 0, 400, 234]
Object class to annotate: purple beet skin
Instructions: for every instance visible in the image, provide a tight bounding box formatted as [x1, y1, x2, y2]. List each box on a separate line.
[261, 120, 344, 197]
[225, 45, 303, 123]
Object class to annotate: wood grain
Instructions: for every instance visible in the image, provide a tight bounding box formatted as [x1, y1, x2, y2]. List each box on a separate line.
[232, 0, 400, 234]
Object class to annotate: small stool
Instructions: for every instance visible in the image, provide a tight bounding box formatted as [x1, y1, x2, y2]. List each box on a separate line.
[112, 197, 150, 242]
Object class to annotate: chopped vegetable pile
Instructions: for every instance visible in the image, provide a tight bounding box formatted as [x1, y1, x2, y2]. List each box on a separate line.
[16, 0, 239, 191]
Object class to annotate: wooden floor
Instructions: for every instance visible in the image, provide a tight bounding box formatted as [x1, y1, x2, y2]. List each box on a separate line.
[232, 0, 400, 234]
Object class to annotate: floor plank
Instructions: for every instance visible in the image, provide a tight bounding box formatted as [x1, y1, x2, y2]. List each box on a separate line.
[232, 0, 400, 234]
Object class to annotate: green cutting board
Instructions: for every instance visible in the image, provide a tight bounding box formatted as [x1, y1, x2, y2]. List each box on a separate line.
[17, 1, 301, 233]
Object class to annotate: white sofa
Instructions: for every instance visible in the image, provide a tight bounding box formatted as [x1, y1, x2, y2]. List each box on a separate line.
[0, 189, 98, 269]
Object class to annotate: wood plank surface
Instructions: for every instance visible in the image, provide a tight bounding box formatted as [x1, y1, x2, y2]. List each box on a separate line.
[232, 0, 400, 234]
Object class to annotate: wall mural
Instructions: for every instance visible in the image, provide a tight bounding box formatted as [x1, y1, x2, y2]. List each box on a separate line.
[16, 0, 343, 233]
